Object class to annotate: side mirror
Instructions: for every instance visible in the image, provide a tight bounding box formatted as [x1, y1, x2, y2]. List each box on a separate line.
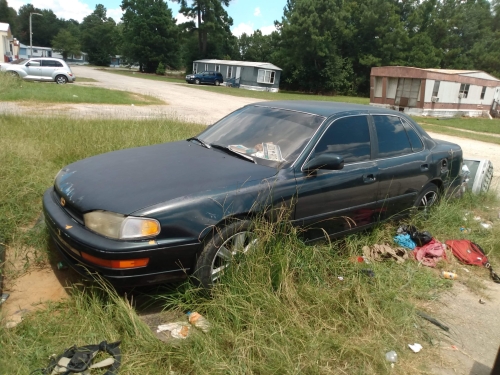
[303, 154, 344, 173]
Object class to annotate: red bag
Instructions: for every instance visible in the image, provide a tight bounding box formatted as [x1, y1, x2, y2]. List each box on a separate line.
[445, 240, 500, 283]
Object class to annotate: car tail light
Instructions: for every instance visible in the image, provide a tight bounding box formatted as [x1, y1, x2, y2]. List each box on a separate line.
[81, 252, 149, 269]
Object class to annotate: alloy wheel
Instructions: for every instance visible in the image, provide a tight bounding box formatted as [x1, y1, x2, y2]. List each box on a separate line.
[419, 190, 438, 208]
[211, 231, 258, 282]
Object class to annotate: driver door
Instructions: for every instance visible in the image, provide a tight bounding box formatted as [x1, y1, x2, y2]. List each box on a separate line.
[25, 60, 42, 80]
[293, 115, 381, 240]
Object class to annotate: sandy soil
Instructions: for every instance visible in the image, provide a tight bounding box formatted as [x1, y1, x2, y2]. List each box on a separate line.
[2, 67, 500, 373]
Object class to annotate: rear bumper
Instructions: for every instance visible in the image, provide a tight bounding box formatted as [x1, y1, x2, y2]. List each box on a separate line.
[43, 187, 202, 287]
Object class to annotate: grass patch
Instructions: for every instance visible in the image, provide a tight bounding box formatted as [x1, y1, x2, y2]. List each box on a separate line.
[182, 84, 371, 104]
[413, 116, 500, 135]
[76, 77, 98, 83]
[1, 113, 499, 374]
[100, 68, 186, 83]
[0, 73, 162, 105]
[418, 122, 500, 145]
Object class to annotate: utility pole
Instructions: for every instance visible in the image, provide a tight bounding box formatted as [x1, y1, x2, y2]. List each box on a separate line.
[29, 12, 43, 58]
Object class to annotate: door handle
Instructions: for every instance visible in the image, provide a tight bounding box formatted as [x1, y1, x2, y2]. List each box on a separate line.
[363, 174, 377, 184]
[421, 164, 429, 171]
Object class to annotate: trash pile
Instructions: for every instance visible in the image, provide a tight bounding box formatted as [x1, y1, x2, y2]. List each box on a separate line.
[157, 311, 210, 340]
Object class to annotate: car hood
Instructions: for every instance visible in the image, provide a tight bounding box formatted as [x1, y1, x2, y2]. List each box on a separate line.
[55, 141, 278, 215]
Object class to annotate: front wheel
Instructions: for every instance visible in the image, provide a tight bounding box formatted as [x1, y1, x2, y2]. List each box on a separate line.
[414, 183, 440, 210]
[193, 220, 257, 289]
[55, 75, 68, 84]
[194, 78, 200, 85]
[214, 80, 220, 86]
[7, 71, 19, 78]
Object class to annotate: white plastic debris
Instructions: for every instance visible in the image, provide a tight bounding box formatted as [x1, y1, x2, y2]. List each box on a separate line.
[408, 343, 423, 353]
[157, 322, 191, 339]
[385, 350, 398, 363]
[187, 312, 210, 333]
[480, 222, 492, 229]
[337, 276, 344, 281]
[473, 216, 482, 221]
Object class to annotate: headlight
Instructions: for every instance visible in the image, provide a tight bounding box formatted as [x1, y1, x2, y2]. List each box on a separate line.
[84, 210, 161, 240]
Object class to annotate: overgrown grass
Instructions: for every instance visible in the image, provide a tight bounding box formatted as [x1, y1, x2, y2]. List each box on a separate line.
[181, 84, 371, 104]
[0, 73, 163, 105]
[100, 68, 186, 83]
[1, 113, 499, 374]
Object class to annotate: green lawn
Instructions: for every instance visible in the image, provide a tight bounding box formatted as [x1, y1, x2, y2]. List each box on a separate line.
[413, 116, 500, 135]
[0, 73, 163, 105]
[184, 84, 371, 104]
[99, 68, 186, 83]
[0, 114, 498, 374]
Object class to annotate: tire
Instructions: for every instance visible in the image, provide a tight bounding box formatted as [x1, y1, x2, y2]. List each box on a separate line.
[193, 220, 257, 289]
[194, 78, 200, 85]
[55, 75, 68, 84]
[7, 71, 19, 78]
[414, 183, 439, 210]
[214, 80, 220, 86]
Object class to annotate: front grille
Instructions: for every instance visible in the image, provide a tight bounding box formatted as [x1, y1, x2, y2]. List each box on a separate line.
[53, 190, 84, 224]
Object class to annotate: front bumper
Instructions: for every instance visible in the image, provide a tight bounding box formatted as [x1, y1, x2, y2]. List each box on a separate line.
[43, 188, 202, 287]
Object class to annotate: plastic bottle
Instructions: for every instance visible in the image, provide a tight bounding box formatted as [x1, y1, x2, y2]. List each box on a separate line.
[385, 350, 398, 363]
[441, 271, 458, 280]
[187, 311, 210, 333]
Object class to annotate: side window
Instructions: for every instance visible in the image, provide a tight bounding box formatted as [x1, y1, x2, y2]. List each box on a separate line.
[402, 120, 424, 152]
[373, 115, 412, 158]
[313, 116, 371, 164]
[54, 61, 63, 67]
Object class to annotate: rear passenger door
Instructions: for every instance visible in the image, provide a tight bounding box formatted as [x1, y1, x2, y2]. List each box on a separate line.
[294, 115, 381, 240]
[372, 114, 431, 218]
[41, 60, 62, 80]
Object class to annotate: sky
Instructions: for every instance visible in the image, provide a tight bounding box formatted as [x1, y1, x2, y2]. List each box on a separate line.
[6, 0, 287, 36]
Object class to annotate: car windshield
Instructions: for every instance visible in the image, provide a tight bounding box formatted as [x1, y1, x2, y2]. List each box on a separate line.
[10, 58, 27, 65]
[199, 106, 325, 167]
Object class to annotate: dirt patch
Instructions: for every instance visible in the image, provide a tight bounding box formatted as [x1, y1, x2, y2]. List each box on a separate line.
[430, 281, 500, 375]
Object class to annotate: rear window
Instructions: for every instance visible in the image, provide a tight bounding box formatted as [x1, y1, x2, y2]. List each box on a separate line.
[42, 60, 63, 67]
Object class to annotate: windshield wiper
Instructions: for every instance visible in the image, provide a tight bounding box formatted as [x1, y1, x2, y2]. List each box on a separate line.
[187, 137, 211, 149]
[211, 144, 256, 163]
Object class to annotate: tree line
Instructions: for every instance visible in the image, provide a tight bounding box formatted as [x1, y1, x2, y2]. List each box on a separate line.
[1, 0, 500, 96]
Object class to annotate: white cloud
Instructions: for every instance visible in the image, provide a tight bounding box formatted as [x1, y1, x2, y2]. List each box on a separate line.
[175, 12, 195, 25]
[260, 25, 276, 35]
[107, 7, 123, 23]
[232, 22, 254, 37]
[6, 0, 123, 22]
[254, 7, 261, 17]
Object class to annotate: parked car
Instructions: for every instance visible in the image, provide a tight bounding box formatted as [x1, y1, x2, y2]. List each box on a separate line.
[43, 101, 463, 288]
[0, 57, 76, 84]
[186, 71, 223, 85]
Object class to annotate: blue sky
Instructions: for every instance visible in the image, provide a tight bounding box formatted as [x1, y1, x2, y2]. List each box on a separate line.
[7, 0, 287, 36]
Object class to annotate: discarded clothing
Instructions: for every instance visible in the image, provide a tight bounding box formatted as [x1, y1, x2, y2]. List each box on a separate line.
[394, 234, 416, 250]
[363, 244, 409, 264]
[413, 239, 447, 267]
[396, 225, 432, 247]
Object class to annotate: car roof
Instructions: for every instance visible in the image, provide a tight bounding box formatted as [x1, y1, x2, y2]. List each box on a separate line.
[252, 100, 404, 118]
[30, 57, 65, 61]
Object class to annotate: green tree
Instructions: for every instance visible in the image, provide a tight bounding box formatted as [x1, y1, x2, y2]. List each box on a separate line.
[174, 0, 234, 58]
[52, 29, 81, 60]
[238, 30, 277, 62]
[80, 4, 119, 66]
[121, 0, 180, 73]
[17, 5, 62, 46]
[0, 0, 18, 36]
[275, 0, 353, 94]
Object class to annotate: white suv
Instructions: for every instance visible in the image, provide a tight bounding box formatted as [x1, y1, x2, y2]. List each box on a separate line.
[0, 57, 76, 84]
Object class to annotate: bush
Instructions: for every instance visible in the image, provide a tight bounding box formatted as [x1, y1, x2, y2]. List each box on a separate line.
[156, 62, 166, 76]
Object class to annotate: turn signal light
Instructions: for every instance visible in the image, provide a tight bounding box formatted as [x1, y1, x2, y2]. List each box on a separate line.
[81, 252, 149, 269]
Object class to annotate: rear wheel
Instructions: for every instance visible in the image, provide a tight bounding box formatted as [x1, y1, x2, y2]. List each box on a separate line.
[194, 78, 200, 85]
[214, 80, 220, 86]
[414, 183, 439, 210]
[193, 220, 258, 289]
[55, 75, 68, 84]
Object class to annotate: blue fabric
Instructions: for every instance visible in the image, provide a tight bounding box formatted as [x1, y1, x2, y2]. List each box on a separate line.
[394, 234, 416, 250]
